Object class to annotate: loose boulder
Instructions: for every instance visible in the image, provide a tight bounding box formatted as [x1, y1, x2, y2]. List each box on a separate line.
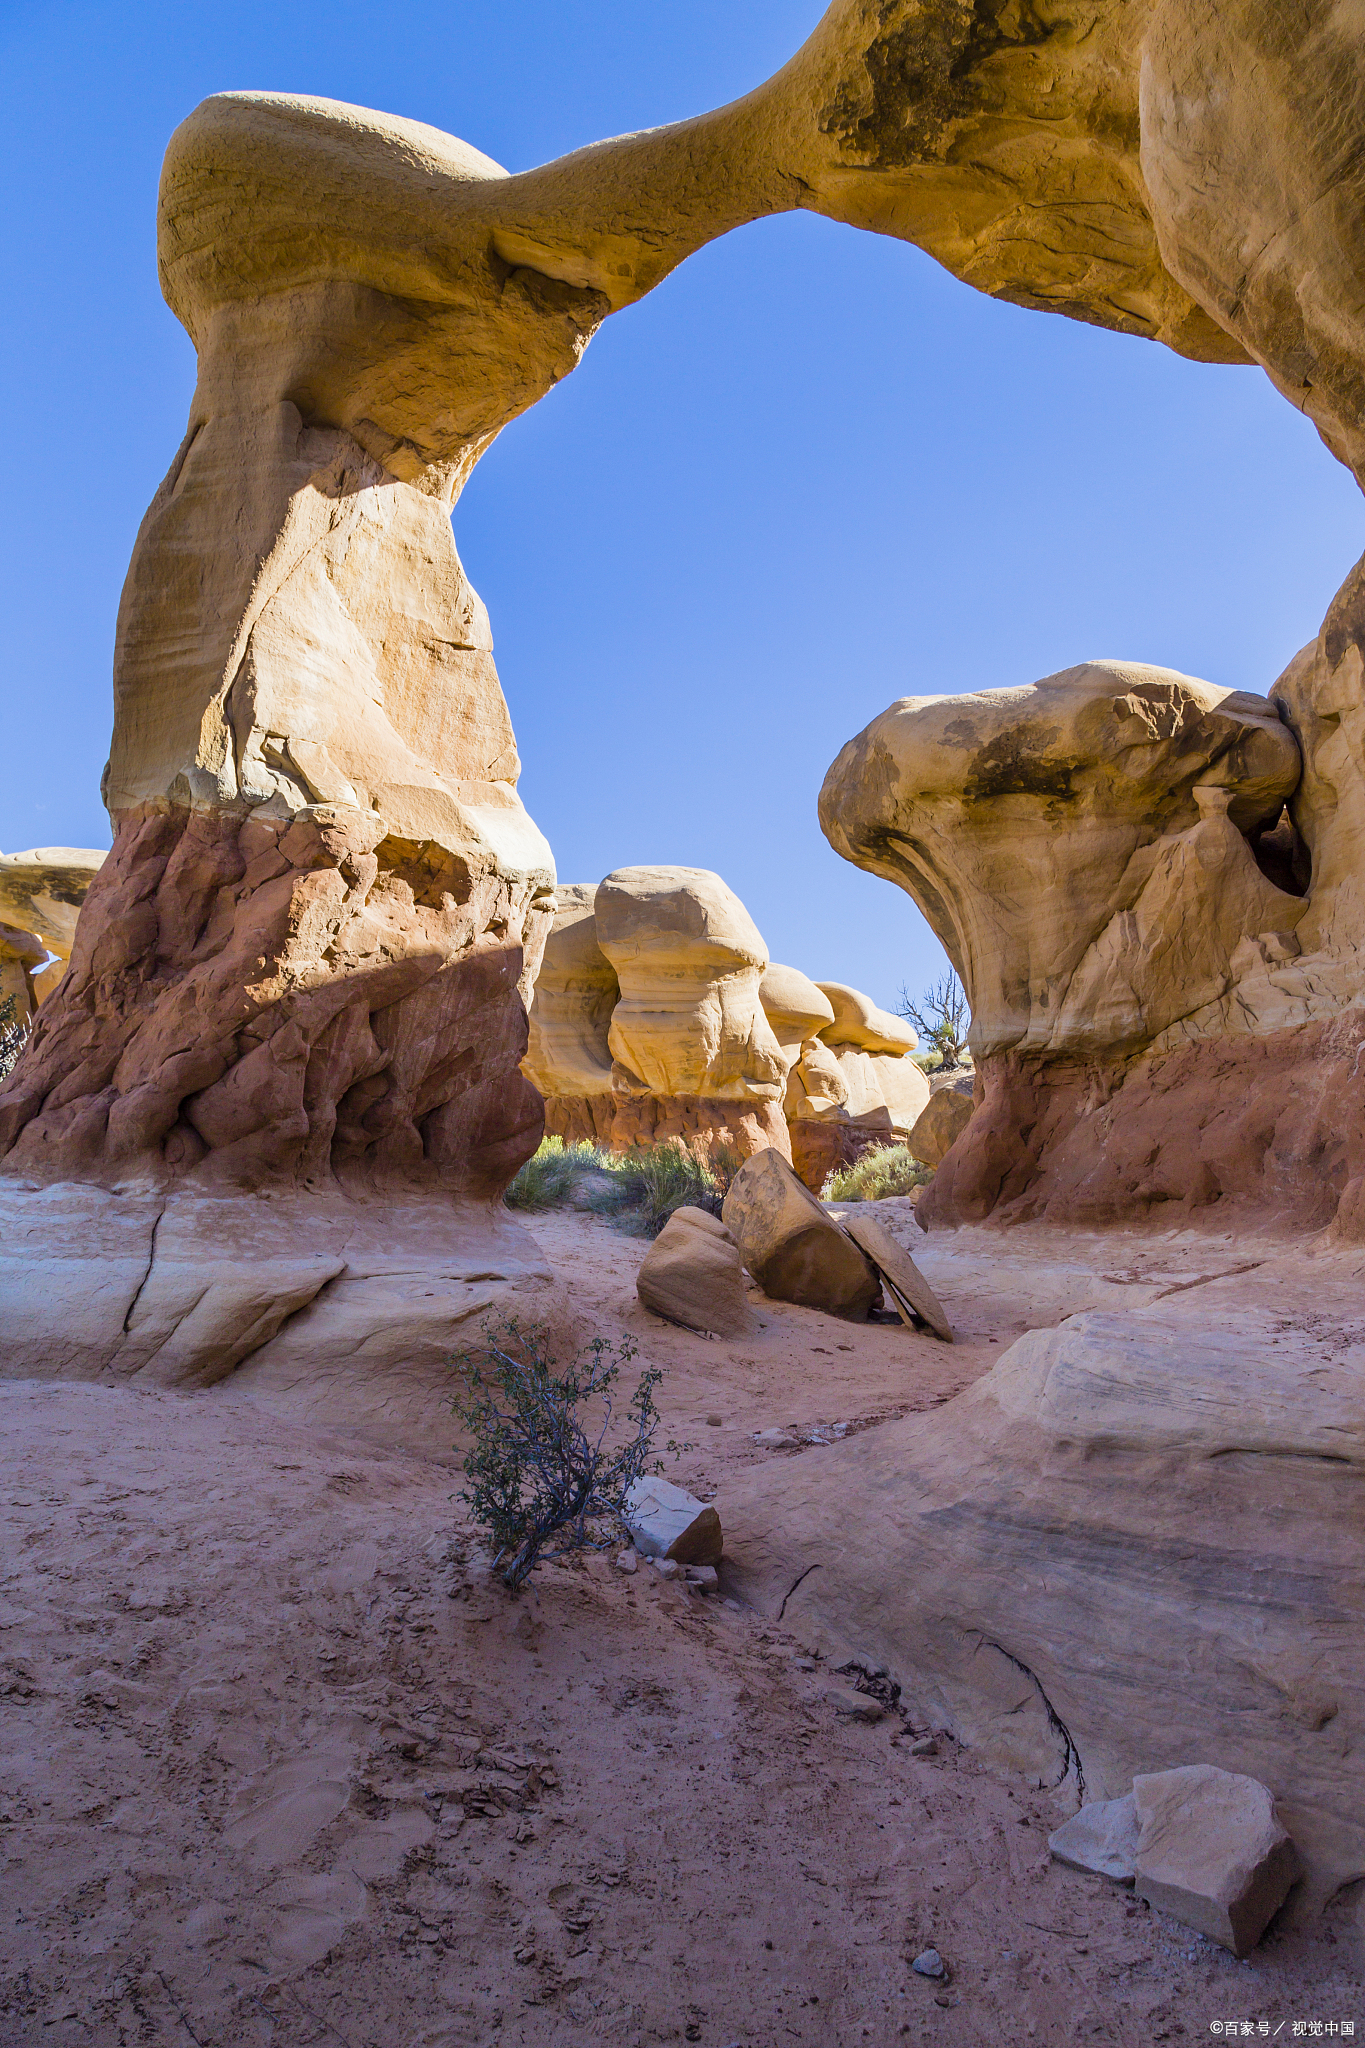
[623, 1474, 722, 1566]
[636, 1206, 757, 1338]
[907, 1087, 974, 1170]
[722, 1149, 880, 1320]
[1132, 1765, 1300, 1955]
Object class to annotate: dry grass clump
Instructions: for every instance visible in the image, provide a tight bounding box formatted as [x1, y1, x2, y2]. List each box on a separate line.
[504, 1136, 741, 1237]
[503, 1137, 613, 1211]
[826, 1144, 931, 1203]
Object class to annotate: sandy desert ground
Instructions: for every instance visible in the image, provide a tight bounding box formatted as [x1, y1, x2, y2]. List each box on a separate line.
[1, 1200, 1361, 2047]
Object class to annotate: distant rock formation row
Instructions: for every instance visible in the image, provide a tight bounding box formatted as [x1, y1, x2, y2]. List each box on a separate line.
[522, 866, 930, 1188]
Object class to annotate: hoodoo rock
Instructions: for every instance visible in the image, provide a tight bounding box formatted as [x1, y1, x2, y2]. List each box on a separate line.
[597, 867, 785, 1103]
[528, 868, 793, 1163]
[523, 884, 619, 1108]
[759, 963, 835, 1069]
[818, 661, 1338, 1225]
[782, 979, 929, 1190]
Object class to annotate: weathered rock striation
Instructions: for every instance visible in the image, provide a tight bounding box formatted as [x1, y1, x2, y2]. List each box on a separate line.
[724, 1287, 1365, 1900]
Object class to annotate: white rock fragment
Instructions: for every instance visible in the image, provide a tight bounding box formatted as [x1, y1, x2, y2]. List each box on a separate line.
[1048, 1793, 1141, 1882]
[623, 1474, 722, 1565]
[614, 1549, 638, 1575]
[683, 1565, 718, 1592]
[1132, 1765, 1300, 1956]
[822, 1683, 884, 1722]
[912, 1947, 945, 1978]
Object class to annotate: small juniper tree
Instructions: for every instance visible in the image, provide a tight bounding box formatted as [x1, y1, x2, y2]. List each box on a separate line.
[898, 970, 970, 1068]
[453, 1317, 678, 1590]
[0, 995, 27, 1081]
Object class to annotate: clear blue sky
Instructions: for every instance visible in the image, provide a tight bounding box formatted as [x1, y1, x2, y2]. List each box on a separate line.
[3, 2, 1362, 1013]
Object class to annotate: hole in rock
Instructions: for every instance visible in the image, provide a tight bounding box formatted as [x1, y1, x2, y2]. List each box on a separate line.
[373, 835, 474, 909]
[1246, 805, 1311, 896]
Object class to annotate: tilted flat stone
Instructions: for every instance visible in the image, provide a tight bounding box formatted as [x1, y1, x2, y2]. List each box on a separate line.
[835, 1211, 952, 1341]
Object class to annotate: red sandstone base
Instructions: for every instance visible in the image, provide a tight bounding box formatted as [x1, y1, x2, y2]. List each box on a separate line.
[0, 803, 548, 1199]
[921, 1014, 1365, 1236]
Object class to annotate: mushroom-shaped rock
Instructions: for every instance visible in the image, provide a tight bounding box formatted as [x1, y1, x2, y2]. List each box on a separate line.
[820, 663, 1303, 1064]
[0, 849, 106, 966]
[596, 868, 786, 1102]
[813, 981, 928, 1137]
[636, 1205, 757, 1339]
[523, 885, 619, 1100]
[816, 983, 917, 1056]
[760, 964, 835, 1061]
[723, 1148, 880, 1320]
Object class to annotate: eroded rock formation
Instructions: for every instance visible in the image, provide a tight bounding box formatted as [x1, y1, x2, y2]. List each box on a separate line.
[818, 657, 1365, 1226]
[0, 848, 107, 1009]
[527, 869, 791, 1161]
[524, 883, 929, 1181]
[783, 978, 929, 1190]
[724, 1277, 1365, 1900]
[3, 0, 1334, 1357]
[6, 6, 1365, 1898]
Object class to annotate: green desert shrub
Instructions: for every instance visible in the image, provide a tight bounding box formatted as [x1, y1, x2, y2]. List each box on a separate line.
[503, 1136, 614, 1210]
[598, 1141, 740, 1238]
[826, 1143, 931, 1204]
[505, 1134, 741, 1238]
[453, 1316, 672, 1589]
